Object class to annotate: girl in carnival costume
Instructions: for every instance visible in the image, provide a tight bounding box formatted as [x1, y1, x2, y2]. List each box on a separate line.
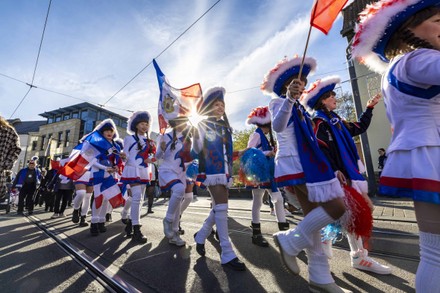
[301, 75, 391, 274]
[157, 117, 193, 246]
[244, 105, 289, 247]
[71, 148, 93, 227]
[352, 0, 440, 290]
[87, 119, 123, 236]
[120, 111, 155, 244]
[262, 56, 351, 293]
[193, 87, 246, 271]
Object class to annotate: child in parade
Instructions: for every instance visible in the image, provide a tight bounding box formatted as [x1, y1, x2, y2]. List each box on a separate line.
[352, 0, 440, 290]
[245, 105, 289, 247]
[301, 75, 391, 274]
[120, 111, 155, 244]
[71, 169, 93, 227]
[86, 119, 123, 236]
[193, 87, 246, 271]
[261, 56, 351, 292]
[157, 117, 192, 246]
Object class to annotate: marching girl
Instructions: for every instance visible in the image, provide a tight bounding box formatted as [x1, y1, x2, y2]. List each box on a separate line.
[88, 119, 123, 236]
[352, 1, 440, 290]
[245, 105, 289, 247]
[120, 111, 155, 244]
[302, 75, 391, 274]
[193, 87, 246, 271]
[156, 117, 192, 246]
[261, 56, 350, 292]
[71, 163, 93, 227]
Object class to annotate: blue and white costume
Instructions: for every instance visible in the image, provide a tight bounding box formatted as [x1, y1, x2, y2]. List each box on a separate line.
[379, 49, 440, 203]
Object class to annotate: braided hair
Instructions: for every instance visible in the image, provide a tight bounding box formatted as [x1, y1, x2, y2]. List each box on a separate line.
[256, 123, 276, 150]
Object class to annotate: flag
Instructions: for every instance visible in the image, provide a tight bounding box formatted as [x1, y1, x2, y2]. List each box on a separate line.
[94, 175, 124, 208]
[50, 159, 60, 171]
[310, 0, 348, 35]
[59, 141, 99, 180]
[153, 59, 202, 134]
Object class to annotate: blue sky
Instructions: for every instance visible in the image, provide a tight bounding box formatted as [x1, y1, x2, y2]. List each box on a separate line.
[0, 0, 352, 131]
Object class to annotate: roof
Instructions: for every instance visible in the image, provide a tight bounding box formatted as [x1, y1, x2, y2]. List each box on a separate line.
[8, 119, 46, 134]
[341, 0, 377, 39]
[39, 102, 127, 121]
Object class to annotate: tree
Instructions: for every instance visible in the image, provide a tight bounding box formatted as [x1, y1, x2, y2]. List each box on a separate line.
[232, 127, 255, 187]
[335, 91, 356, 122]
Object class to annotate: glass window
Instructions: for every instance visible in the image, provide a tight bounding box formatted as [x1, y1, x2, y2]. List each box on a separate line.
[55, 116, 61, 122]
[64, 130, 70, 147]
[40, 135, 46, 150]
[63, 114, 70, 120]
[48, 117, 54, 124]
[113, 117, 120, 126]
[121, 121, 127, 129]
[99, 112, 109, 120]
[84, 121, 94, 133]
[31, 141, 37, 151]
[72, 112, 79, 119]
[88, 109, 97, 120]
[81, 110, 88, 119]
[57, 132, 63, 148]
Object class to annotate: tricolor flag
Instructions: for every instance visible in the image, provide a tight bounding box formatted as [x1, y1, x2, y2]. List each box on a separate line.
[59, 141, 99, 180]
[153, 59, 202, 134]
[310, 0, 348, 35]
[94, 175, 124, 208]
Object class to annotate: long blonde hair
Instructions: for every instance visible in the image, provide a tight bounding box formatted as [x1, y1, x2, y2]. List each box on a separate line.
[0, 116, 12, 128]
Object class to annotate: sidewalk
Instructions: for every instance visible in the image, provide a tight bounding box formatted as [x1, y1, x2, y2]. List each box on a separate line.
[372, 196, 416, 223]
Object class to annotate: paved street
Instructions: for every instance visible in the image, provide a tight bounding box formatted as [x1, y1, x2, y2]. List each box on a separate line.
[0, 195, 419, 293]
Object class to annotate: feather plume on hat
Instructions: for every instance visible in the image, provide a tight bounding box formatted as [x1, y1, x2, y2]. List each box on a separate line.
[246, 106, 271, 126]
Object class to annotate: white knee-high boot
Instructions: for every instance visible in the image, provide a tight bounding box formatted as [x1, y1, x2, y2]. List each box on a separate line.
[130, 185, 145, 225]
[195, 209, 216, 244]
[121, 196, 132, 220]
[306, 231, 334, 284]
[271, 191, 286, 223]
[346, 232, 363, 256]
[81, 192, 92, 216]
[214, 203, 237, 264]
[165, 183, 185, 222]
[73, 189, 86, 210]
[251, 189, 265, 223]
[180, 192, 193, 214]
[416, 232, 440, 293]
[275, 206, 335, 256]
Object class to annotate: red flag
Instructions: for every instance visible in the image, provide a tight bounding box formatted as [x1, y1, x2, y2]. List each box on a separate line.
[310, 0, 348, 35]
[50, 159, 60, 171]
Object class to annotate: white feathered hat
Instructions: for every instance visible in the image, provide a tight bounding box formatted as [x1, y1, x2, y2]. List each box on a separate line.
[127, 111, 152, 135]
[80, 118, 120, 142]
[261, 55, 317, 97]
[351, 0, 439, 73]
[198, 86, 226, 115]
[246, 106, 271, 126]
[300, 76, 341, 114]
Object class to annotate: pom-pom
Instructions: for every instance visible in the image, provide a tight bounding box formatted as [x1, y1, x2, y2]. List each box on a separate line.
[186, 160, 199, 180]
[339, 185, 373, 240]
[239, 148, 270, 186]
[321, 223, 344, 244]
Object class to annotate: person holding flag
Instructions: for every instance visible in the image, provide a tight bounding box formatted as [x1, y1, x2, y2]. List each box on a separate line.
[120, 111, 154, 244]
[192, 87, 246, 271]
[68, 119, 123, 236]
[352, 0, 440, 290]
[262, 55, 351, 293]
[301, 75, 391, 274]
[153, 59, 202, 246]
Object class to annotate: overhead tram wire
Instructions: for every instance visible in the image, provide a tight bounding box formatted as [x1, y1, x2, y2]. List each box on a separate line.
[102, 0, 222, 107]
[9, 0, 53, 119]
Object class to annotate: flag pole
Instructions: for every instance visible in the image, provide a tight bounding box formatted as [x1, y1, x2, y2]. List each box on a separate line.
[298, 0, 318, 78]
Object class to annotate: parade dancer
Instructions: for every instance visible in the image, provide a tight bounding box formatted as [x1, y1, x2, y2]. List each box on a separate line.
[245, 105, 289, 247]
[120, 111, 155, 244]
[71, 168, 93, 227]
[352, 1, 440, 290]
[301, 75, 391, 274]
[157, 117, 193, 246]
[261, 56, 351, 292]
[87, 119, 123, 236]
[193, 87, 246, 271]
